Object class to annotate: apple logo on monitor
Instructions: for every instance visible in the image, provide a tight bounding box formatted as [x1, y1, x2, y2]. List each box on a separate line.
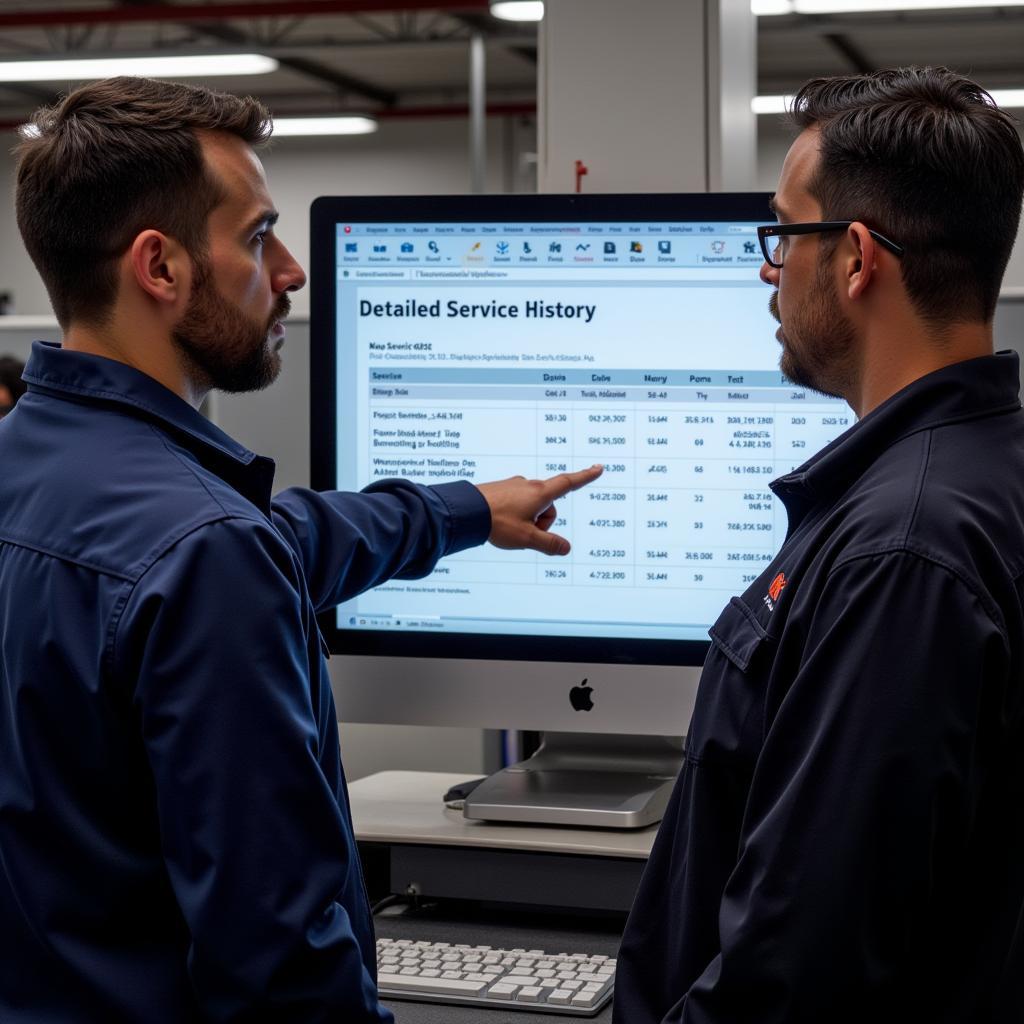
[569, 679, 594, 712]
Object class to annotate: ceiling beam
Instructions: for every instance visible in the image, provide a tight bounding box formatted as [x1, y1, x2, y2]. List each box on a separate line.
[821, 32, 872, 74]
[276, 54, 398, 104]
[758, 9, 1024, 35]
[0, 1, 491, 31]
[116, 0, 399, 105]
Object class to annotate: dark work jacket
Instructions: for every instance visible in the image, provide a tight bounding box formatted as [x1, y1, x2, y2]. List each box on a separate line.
[614, 352, 1024, 1024]
[0, 342, 490, 1022]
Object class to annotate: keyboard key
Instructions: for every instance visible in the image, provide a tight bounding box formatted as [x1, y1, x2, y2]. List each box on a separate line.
[488, 984, 516, 999]
[518, 986, 543, 1002]
[378, 974, 487, 996]
[499, 977, 537, 989]
[572, 991, 601, 1008]
[548, 989, 573, 1005]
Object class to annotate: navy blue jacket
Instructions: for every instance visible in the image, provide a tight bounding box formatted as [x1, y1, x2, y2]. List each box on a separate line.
[615, 353, 1024, 1023]
[0, 342, 490, 1022]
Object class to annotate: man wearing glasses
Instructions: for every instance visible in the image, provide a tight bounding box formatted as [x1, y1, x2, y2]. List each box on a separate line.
[614, 67, 1024, 1023]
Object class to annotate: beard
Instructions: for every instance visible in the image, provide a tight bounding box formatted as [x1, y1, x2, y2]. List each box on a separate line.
[770, 258, 856, 401]
[172, 256, 290, 394]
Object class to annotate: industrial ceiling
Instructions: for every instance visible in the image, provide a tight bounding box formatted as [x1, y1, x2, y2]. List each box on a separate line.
[0, 2, 1021, 127]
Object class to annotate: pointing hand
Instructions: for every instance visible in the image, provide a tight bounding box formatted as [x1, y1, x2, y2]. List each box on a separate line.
[476, 465, 604, 556]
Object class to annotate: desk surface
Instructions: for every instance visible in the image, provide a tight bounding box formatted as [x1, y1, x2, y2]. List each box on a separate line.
[349, 771, 657, 859]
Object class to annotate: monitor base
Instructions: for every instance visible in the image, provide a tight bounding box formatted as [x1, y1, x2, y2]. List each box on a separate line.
[462, 732, 684, 829]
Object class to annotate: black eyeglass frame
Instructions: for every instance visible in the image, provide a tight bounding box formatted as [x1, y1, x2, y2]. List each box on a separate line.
[757, 221, 905, 269]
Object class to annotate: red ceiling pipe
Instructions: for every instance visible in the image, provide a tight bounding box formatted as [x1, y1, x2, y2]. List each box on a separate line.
[0, 1, 491, 31]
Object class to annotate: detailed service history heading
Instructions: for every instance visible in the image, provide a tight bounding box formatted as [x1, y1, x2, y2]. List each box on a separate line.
[360, 298, 598, 323]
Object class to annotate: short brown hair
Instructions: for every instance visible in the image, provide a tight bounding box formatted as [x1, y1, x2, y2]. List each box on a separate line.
[790, 66, 1024, 324]
[14, 77, 271, 329]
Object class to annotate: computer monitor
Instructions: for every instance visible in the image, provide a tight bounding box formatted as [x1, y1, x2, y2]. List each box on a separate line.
[310, 194, 853, 826]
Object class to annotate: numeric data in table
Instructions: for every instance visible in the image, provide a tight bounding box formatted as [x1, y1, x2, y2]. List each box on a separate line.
[363, 377, 851, 598]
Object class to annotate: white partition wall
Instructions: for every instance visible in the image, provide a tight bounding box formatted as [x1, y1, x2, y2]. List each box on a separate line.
[538, 0, 756, 194]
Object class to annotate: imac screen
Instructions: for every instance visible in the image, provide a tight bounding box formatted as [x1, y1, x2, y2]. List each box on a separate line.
[310, 195, 853, 662]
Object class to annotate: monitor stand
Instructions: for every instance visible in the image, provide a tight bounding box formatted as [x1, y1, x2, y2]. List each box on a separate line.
[462, 732, 684, 829]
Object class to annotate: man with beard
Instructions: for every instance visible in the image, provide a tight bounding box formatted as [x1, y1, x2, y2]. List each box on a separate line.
[613, 67, 1024, 1023]
[0, 78, 600, 1022]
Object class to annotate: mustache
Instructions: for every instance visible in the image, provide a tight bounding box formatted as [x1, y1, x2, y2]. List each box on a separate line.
[271, 295, 292, 324]
[768, 291, 780, 324]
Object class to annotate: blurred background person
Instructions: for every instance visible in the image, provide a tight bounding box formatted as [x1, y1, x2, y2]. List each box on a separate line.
[0, 355, 25, 418]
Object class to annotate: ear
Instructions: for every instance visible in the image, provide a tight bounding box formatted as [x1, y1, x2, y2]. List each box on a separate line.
[127, 230, 190, 310]
[844, 222, 877, 301]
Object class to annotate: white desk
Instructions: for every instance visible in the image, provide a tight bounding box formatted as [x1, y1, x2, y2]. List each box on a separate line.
[350, 770, 655, 914]
[348, 770, 657, 859]
[349, 772, 645, 1023]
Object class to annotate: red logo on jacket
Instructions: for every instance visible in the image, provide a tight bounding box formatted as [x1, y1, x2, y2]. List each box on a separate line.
[763, 572, 788, 612]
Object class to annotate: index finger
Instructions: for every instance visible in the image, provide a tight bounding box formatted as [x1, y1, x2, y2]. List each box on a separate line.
[539, 464, 604, 502]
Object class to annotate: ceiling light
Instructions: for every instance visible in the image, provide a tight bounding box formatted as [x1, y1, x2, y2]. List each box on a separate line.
[17, 114, 379, 139]
[0, 53, 277, 83]
[989, 89, 1024, 107]
[752, 95, 792, 114]
[753, 89, 1024, 112]
[490, 1, 545, 21]
[754, 0, 1024, 13]
[272, 116, 378, 137]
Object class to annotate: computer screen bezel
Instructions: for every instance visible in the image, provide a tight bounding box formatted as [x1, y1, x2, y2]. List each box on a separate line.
[310, 191, 773, 667]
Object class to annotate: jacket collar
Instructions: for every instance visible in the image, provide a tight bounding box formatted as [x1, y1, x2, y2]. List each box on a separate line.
[772, 351, 1021, 523]
[22, 341, 276, 514]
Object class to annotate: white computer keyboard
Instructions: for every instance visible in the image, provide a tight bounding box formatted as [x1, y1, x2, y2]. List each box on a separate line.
[377, 937, 616, 1016]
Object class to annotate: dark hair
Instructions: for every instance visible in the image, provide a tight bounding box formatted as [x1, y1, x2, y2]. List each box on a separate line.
[790, 66, 1024, 324]
[0, 355, 26, 408]
[14, 77, 272, 329]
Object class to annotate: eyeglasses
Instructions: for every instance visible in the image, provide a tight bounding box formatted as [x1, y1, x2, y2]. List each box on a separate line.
[757, 221, 905, 269]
